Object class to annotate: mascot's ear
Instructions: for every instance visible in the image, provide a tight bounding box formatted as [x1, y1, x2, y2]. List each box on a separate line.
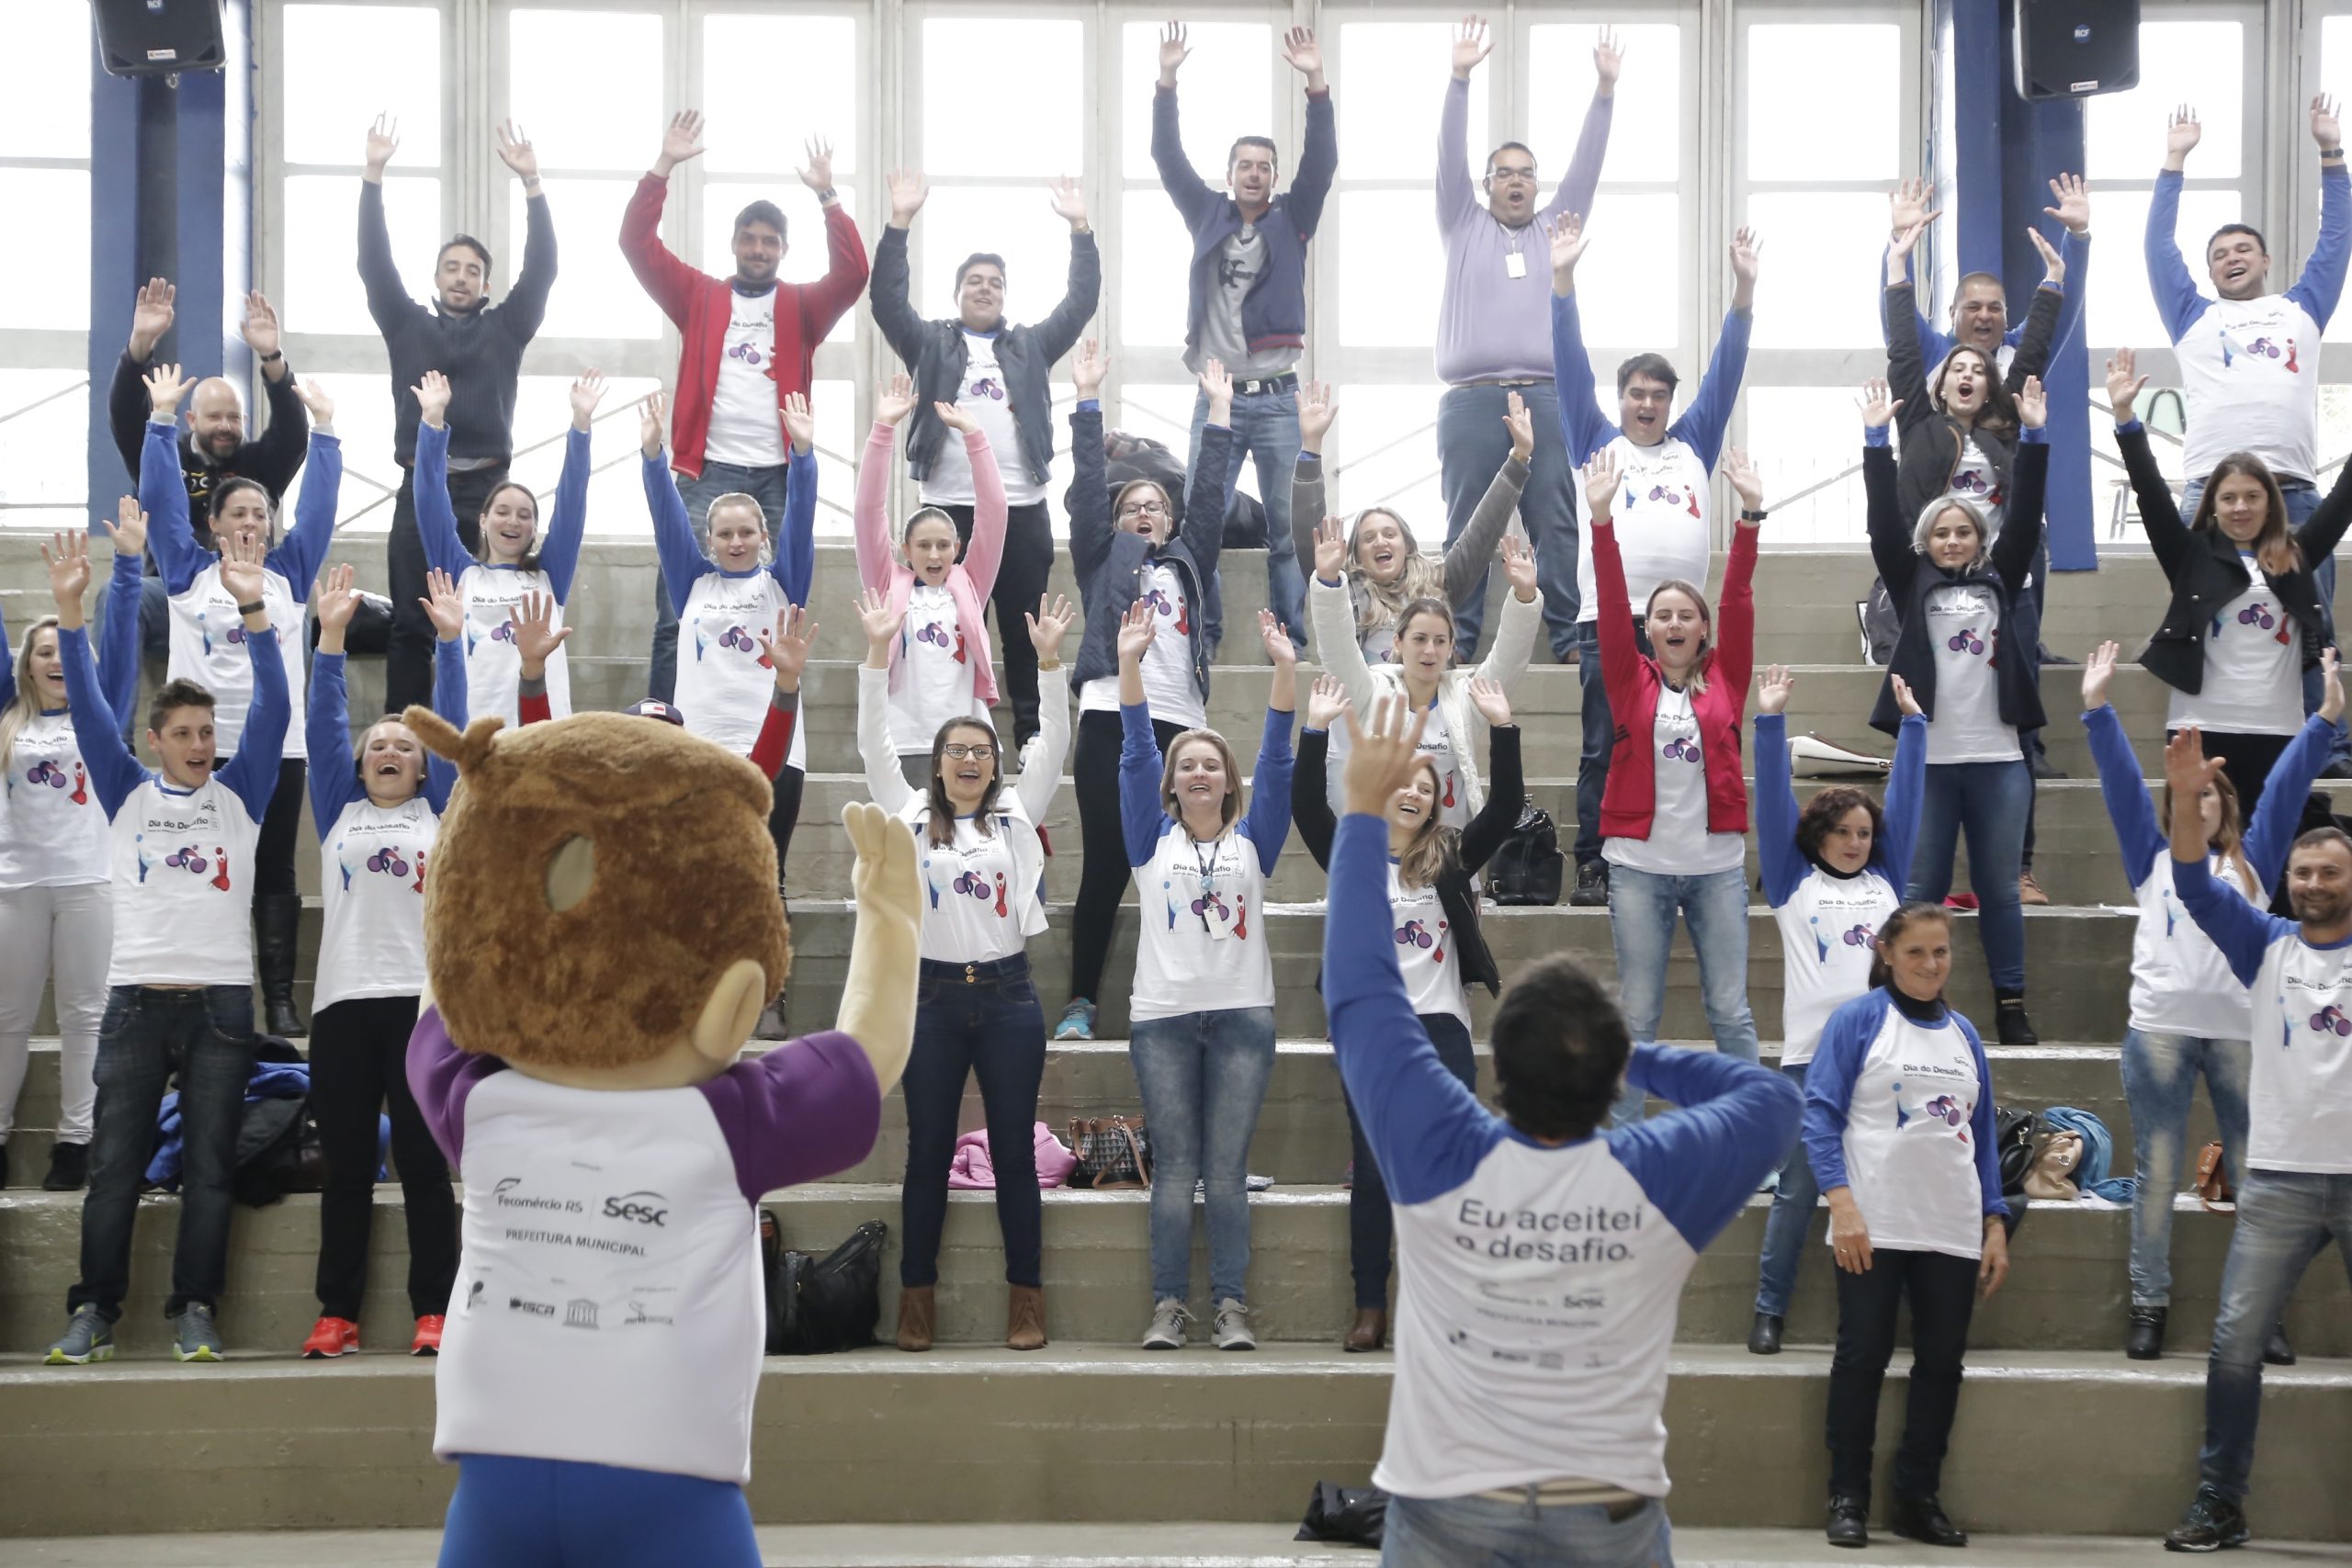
[404, 706, 504, 773]
[691, 957, 768, 1067]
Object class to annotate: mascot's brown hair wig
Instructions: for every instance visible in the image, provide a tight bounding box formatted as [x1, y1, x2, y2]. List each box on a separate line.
[404, 707, 792, 1070]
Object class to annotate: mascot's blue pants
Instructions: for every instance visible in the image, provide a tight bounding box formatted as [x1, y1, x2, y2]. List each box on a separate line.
[438, 1454, 762, 1567]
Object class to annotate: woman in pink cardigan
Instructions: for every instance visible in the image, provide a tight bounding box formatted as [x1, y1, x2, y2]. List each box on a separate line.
[856, 373, 1010, 762]
[1585, 443, 1767, 1129]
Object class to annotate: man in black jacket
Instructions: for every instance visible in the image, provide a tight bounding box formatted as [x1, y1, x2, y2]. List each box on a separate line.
[870, 170, 1100, 747]
[359, 113, 557, 716]
[107, 277, 311, 658]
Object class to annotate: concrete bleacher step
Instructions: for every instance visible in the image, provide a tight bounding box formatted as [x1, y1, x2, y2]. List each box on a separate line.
[12, 1526, 2351, 1567]
[3, 1345, 2347, 1539]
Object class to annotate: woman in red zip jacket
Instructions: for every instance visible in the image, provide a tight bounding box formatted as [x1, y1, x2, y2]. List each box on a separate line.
[1583, 443, 1766, 1128]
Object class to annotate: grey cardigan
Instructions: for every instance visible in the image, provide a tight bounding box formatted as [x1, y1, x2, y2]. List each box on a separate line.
[1289, 450, 1529, 657]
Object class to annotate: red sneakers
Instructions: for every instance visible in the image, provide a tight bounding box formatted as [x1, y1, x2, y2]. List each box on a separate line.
[300, 1316, 359, 1359]
[411, 1314, 446, 1356]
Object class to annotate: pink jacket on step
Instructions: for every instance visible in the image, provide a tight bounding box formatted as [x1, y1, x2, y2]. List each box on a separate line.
[947, 1123, 1078, 1190]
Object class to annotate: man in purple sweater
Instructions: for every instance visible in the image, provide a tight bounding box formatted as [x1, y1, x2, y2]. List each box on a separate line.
[1435, 19, 1619, 661]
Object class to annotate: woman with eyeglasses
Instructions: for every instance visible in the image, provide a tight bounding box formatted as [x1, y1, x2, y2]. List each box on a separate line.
[854, 584, 1076, 1354]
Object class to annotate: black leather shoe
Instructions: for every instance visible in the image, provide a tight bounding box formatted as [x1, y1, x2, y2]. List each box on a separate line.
[2165, 1483, 2250, 1551]
[1826, 1496, 1869, 1549]
[2126, 1304, 2167, 1360]
[1570, 860, 1610, 907]
[40, 1141, 88, 1192]
[1996, 998, 2040, 1046]
[1747, 1312, 1784, 1356]
[1891, 1495, 1968, 1547]
[2263, 1321, 2296, 1366]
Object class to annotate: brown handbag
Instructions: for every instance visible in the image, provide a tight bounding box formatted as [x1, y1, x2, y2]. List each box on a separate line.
[1068, 1115, 1151, 1190]
[2194, 1140, 2235, 1210]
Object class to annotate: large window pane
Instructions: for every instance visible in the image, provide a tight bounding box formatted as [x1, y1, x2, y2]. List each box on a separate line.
[1526, 24, 1679, 185]
[507, 11, 663, 172]
[0, 0, 91, 159]
[697, 183, 862, 342]
[285, 174, 442, 337]
[291, 372, 406, 528]
[1121, 191, 1193, 347]
[1745, 24, 1897, 183]
[0, 173, 86, 330]
[1339, 23, 1487, 175]
[1573, 193, 1681, 351]
[1745, 388, 1870, 547]
[1123, 21, 1272, 181]
[283, 6, 440, 166]
[2085, 21, 2244, 181]
[2087, 187, 2242, 350]
[1115, 382, 1199, 449]
[923, 20, 1080, 176]
[1745, 192, 1884, 348]
[514, 178, 660, 339]
[503, 373, 664, 537]
[1330, 384, 1443, 530]
[704, 16, 857, 177]
[0, 370, 92, 524]
[1337, 190, 1442, 348]
[2323, 17, 2352, 344]
[914, 186, 1091, 329]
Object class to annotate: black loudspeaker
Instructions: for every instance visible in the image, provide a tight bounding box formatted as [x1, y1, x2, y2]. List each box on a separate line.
[92, 0, 228, 78]
[2013, 0, 2140, 100]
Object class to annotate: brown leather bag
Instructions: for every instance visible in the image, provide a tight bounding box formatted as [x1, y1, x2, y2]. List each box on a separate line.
[2194, 1140, 2235, 1210]
[1068, 1115, 1151, 1190]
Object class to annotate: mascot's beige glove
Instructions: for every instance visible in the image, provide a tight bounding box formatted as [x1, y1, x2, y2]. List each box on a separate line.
[837, 802, 922, 1093]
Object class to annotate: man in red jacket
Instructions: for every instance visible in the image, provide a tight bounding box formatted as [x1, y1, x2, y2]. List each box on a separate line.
[620, 109, 870, 704]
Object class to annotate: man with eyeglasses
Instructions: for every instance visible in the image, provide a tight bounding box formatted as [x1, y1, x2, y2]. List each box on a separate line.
[1550, 211, 1758, 910]
[1432, 19, 1619, 663]
[621, 110, 871, 705]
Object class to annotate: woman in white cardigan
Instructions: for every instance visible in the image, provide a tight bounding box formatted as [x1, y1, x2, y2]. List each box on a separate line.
[1309, 523, 1542, 826]
[856, 588, 1076, 1355]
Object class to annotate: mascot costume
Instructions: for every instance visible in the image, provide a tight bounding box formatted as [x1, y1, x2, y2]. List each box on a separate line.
[400, 705, 920, 1567]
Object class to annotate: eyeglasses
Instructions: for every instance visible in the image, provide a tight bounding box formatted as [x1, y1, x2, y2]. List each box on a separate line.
[943, 743, 996, 761]
[1118, 498, 1169, 519]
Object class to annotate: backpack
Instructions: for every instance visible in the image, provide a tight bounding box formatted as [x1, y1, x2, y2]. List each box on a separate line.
[1221, 489, 1268, 551]
[1861, 577, 1900, 666]
[1486, 800, 1565, 907]
[760, 1212, 887, 1355]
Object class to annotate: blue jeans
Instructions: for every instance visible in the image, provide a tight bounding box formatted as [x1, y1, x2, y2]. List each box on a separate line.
[649, 460, 793, 705]
[1905, 759, 2032, 993]
[439, 1454, 760, 1568]
[1605, 863, 1758, 1127]
[1574, 617, 1652, 868]
[1437, 382, 1581, 660]
[1344, 1012, 1477, 1308]
[2198, 1168, 2352, 1500]
[1756, 1060, 1820, 1319]
[1384, 1492, 1673, 1568]
[1128, 1006, 1277, 1304]
[1188, 384, 1306, 649]
[2183, 475, 2349, 766]
[69, 985, 255, 1321]
[900, 955, 1048, 1289]
[2120, 1028, 2252, 1308]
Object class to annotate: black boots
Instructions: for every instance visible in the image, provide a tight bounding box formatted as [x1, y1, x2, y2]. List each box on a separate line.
[1747, 1312, 1784, 1355]
[2165, 1483, 2251, 1551]
[1826, 1495, 1869, 1548]
[2126, 1304, 2167, 1360]
[2263, 1321, 2297, 1366]
[1995, 995, 2039, 1045]
[1891, 1495, 1969, 1547]
[255, 893, 306, 1038]
[40, 1141, 89, 1191]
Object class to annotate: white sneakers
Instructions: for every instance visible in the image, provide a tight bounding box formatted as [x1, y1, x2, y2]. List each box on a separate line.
[1142, 1298, 1191, 1350]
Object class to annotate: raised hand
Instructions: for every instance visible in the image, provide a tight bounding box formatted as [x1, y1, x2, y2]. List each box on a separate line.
[42, 530, 92, 612]
[240, 291, 281, 361]
[760, 604, 818, 693]
[421, 566, 464, 641]
[1046, 175, 1088, 230]
[365, 113, 399, 177]
[1026, 593, 1079, 662]
[1258, 607, 1298, 667]
[129, 276, 175, 359]
[1452, 16, 1492, 80]
[1887, 214, 1934, 275]
[782, 390, 816, 454]
[1297, 379, 1338, 449]
[854, 586, 901, 652]
[1158, 21, 1191, 86]
[1312, 515, 1349, 581]
[1503, 390, 1533, 463]
[1500, 531, 1538, 600]
[2027, 226, 2064, 286]
[1199, 357, 1233, 423]
[2164, 724, 2226, 806]
[217, 532, 267, 610]
[1581, 449, 1621, 523]
[1888, 175, 1931, 241]
[570, 368, 607, 430]
[2316, 94, 2344, 153]
[2106, 349, 2148, 423]
[1071, 338, 1106, 399]
[2016, 374, 2047, 431]
[1891, 671, 1922, 717]
[144, 362, 191, 418]
[2165, 104, 2200, 168]
[876, 372, 918, 427]
[1857, 375, 1901, 430]
[105, 495, 149, 562]
[2322, 648, 2345, 726]
[1466, 674, 1511, 728]
[1547, 211, 1590, 282]
[1593, 24, 1623, 90]
[1305, 673, 1350, 731]
[933, 399, 980, 436]
[1730, 225, 1762, 299]
[1341, 694, 1431, 818]
[2043, 172, 2090, 236]
[887, 167, 929, 226]
[656, 110, 707, 177]
[509, 591, 571, 675]
[294, 377, 335, 429]
[2081, 639, 2119, 710]
[639, 389, 667, 459]
[1115, 597, 1157, 666]
[1757, 664, 1794, 716]
[1281, 26, 1324, 87]
[798, 136, 836, 194]
[412, 368, 452, 428]
[316, 562, 363, 637]
[1724, 446, 1764, 513]
[494, 119, 538, 182]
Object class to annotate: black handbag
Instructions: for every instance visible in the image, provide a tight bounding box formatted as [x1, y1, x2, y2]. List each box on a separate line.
[1486, 801, 1565, 907]
[1295, 1481, 1389, 1547]
[1994, 1106, 2040, 1199]
[761, 1213, 886, 1355]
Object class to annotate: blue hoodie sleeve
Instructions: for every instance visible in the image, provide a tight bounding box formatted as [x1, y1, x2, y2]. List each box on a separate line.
[2288, 165, 2352, 332]
[1240, 705, 1295, 877]
[645, 450, 713, 606]
[772, 446, 819, 605]
[2245, 713, 2336, 888]
[2174, 850, 2292, 987]
[1119, 700, 1169, 868]
[1960, 1015, 2010, 1218]
[58, 624, 147, 818]
[424, 634, 468, 811]
[268, 432, 343, 600]
[1549, 290, 1621, 463]
[141, 418, 203, 594]
[1326, 812, 1506, 1204]
[413, 420, 476, 580]
[1802, 991, 1883, 1194]
[537, 424, 593, 599]
[1875, 713, 1928, 891]
[1668, 306, 1753, 473]
[2085, 703, 2166, 886]
[1753, 712, 1805, 907]
[2145, 170, 2211, 344]
[1606, 1044, 1804, 1250]
[304, 650, 365, 838]
[216, 624, 289, 821]
[98, 550, 143, 726]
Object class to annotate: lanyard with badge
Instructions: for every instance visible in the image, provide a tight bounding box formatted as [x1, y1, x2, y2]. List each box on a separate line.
[1188, 832, 1239, 940]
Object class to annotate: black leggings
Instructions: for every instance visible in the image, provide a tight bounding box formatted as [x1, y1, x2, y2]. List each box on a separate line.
[255, 757, 307, 897]
[942, 501, 1055, 750]
[769, 765, 805, 892]
[1069, 708, 1185, 1008]
[1346, 1011, 1477, 1308]
[387, 464, 503, 716]
[1826, 1245, 1979, 1506]
[311, 994, 458, 1322]
[2179, 728, 2299, 832]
